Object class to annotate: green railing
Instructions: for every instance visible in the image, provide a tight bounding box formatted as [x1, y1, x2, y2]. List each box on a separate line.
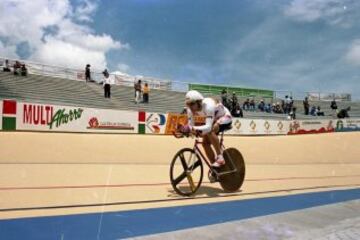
[189, 83, 274, 99]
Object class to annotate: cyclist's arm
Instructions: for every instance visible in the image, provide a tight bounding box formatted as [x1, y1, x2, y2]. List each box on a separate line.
[192, 116, 213, 134]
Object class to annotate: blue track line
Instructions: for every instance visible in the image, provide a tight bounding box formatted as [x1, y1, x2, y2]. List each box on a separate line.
[0, 188, 359, 240]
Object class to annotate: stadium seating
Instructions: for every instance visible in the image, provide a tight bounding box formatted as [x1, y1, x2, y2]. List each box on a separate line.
[0, 71, 359, 119]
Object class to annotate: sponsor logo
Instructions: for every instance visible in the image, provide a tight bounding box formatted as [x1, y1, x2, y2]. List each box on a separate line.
[264, 121, 271, 133]
[2, 100, 17, 130]
[277, 121, 284, 131]
[146, 113, 166, 133]
[48, 108, 83, 129]
[23, 103, 54, 126]
[250, 120, 257, 132]
[87, 117, 134, 130]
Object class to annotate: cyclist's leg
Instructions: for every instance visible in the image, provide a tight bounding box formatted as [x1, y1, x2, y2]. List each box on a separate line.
[202, 134, 216, 163]
[208, 125, 222, 156]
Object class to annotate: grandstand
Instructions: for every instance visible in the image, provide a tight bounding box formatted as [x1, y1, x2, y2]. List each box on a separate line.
[0, 59, 359, 119]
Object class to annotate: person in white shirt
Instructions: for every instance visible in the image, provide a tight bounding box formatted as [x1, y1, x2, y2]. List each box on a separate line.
[102, 70, 111, 98]
[179, 90, 232, 167]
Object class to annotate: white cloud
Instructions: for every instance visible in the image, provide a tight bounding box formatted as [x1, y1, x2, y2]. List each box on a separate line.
[0, 0, 128, 70]
[284, 0, 357, 26]
[345, 40, 360, 66]
[116, 63, 130, 73]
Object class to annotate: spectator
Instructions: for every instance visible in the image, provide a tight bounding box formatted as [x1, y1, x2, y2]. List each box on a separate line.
[330, 99, 338, 111]
[231, 103, 243, 118]
[102, 70, 111, 98]
[143, 83, 150, 103]
[303, 97, 310, 115]
[13, 61, 21, 75]
[337, 107, 350, 119]
[20, 64, 27, 76]
[85, 64, 91, 82]
[3, 59, 11, 72]
[221, 89, 228, 107]
[230, 92, 238, 111]
[134, 79, 142, 104]
[265, 103, 272, 113]
[258, 99, 265, 112]
[310, 106, 317, 116]
[288, 107, 297, 120]
[243, 98, 250, 111]
[249, 98, 255, 111]
[316, 106, 325, 116]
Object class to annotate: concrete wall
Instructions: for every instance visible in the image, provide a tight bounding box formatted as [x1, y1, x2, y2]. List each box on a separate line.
[0, 132, 359, 164]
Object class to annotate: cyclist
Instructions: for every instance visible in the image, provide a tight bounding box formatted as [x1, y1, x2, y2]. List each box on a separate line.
[179, 90, 232, 167]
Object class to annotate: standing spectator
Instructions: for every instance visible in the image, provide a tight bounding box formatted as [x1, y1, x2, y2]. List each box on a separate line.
[134, 79, 142, 104]
[21, 64, 27, 76]
[303, 97, 310, 115]
[221, 89, 228, 107]
[143, 83, 150, 103]
[230, 92, 238, 112]
[13, 61, 21, 75]
[85, 64, 91, 82]
[288, 107, 297, 120]
[3, 59, 11, 72]
[102, 70, 111, 98]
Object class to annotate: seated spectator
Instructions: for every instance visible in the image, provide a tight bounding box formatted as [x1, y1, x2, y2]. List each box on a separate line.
[143, 83, 150, 103]
[273, 102, 283, 114]
[265, 103, 272, 113]
[13, 61, 21, 75]
[21, 64, 27, 76]
[243, 98, 250, 111]
[85, 64, 91, 82]
[3, 59, 11, 72]
[310, 106, 317, 116]
[330, 99, 338, 111]
[337, 107, 350, 119]
[288, 107, 297, 120]
[316, 106, 324, 116]
[258, 99, 265, 112]
[249, 99, 255, 111]
[231, 103, 243, 118]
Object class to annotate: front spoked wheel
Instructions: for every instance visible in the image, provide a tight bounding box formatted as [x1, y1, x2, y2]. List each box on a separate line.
[170, 148, 203, 196]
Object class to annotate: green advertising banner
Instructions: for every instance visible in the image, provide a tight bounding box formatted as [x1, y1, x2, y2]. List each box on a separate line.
[189, 83, 274, 99]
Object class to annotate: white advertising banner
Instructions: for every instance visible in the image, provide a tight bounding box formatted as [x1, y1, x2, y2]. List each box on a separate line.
[10, 100, 138, 133]
[288, 119, 335, 135]
[227, 118, 289, 135]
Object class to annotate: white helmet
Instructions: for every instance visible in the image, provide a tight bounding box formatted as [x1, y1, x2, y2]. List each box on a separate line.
[185, 90, 204, 104]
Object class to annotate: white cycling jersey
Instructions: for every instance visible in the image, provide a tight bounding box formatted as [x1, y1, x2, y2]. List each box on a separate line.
[187, 98, 232, 134]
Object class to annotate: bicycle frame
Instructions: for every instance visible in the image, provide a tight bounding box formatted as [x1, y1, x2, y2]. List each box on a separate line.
[191, 132, 238, 177]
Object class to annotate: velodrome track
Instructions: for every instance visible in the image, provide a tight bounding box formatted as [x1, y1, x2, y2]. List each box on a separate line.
[0, 132, 359, 239]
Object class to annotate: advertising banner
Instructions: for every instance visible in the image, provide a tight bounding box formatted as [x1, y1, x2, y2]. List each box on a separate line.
[0, 99, 2, 130]
[288, 120, 335, 135]
[335, 119, 360, 132]
[228, 119, 289, 135]
[1, 100, 138, 133]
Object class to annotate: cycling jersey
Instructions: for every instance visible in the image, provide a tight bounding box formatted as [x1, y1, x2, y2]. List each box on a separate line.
[187, 98, 232, 134]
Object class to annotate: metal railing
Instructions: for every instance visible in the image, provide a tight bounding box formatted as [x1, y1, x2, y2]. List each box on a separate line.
[0, 56, 352, 101]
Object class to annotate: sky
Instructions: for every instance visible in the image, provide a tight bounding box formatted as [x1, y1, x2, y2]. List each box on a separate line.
[0, 0, 359, 99]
